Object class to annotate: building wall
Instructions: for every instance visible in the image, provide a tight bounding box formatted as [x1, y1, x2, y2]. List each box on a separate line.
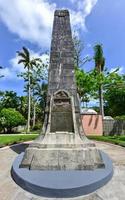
[103, 119, 125, 135]
[81, 114, 103, 136]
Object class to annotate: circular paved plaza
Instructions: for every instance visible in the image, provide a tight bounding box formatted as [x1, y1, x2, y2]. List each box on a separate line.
[0, 141, 125, 200]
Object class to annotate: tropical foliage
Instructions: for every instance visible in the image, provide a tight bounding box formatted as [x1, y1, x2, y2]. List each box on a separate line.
[17, 47, 48, 132]
[0, 108, 26, 133]
[0, 39, 125, 134]
[93, 44, 105, 118]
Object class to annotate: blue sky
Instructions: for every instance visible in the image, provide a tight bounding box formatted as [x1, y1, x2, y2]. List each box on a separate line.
[0, 0, 125, 96]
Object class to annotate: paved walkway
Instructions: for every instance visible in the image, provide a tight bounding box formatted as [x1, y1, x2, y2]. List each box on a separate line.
[0, 141, 125, 200]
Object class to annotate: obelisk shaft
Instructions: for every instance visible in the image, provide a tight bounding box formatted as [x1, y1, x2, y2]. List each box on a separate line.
[48, 10, 76, 95]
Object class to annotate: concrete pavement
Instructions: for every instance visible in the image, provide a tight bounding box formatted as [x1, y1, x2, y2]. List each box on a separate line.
[0, 141, 125, 200]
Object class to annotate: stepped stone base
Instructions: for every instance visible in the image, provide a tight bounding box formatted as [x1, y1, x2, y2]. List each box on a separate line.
[20, 132, 105, 170]
[12, 151, 113, 198]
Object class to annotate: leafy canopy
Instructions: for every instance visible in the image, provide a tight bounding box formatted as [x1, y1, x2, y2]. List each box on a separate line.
[0, 108, 26, 131]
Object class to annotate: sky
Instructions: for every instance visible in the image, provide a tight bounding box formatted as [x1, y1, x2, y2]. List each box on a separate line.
[0, 0, 125, 97]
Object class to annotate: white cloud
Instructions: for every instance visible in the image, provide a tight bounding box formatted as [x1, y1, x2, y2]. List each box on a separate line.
[1, 50, 49, 80]
[82, 0, 98, 17]
[70, 0, 98, 30]
[1, 67, 14, 80]
[0, 0, 98, 47]
[87, 43, 92, 48]
[0, 0, 56, 48]
[69, 0, 76, 3]
[10, 57, 25, 74]
[70, 0, 97, 14]
[0, 0, 98, 82]
[70, 10, 86, 30]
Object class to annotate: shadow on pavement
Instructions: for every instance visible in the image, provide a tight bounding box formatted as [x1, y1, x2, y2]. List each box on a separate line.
[10, 143, 29, 154]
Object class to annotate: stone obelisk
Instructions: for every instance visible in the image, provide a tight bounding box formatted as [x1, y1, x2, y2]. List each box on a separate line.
[20, 10, 104, 170]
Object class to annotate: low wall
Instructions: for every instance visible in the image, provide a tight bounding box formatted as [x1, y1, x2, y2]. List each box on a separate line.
[82, 116, 125, 136]
[81, 114, 103, 136]
[103, 120, 125, 135]
[13, 125, 26, 132]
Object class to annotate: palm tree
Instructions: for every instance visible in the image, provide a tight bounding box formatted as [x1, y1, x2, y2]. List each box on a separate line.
[17, 47, 40, 133]
[94, 44, 105, 118]
[30, 63, 48, 128]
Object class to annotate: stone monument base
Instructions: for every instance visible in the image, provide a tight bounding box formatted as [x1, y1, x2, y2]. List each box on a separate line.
[11, 151, 113, 198]
[20, 132, 104, 170]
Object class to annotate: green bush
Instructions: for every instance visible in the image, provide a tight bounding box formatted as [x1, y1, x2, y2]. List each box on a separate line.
[114, 115, 125, 120]
[32, 123, 42, 131]
[0, 108, 26, 133]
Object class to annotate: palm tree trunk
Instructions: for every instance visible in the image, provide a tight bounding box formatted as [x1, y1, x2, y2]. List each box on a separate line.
[27, 72, 31, 133]
[98, 65, 104, 119]
[99, 84, 104, 118]
[33, 101, 36, 128]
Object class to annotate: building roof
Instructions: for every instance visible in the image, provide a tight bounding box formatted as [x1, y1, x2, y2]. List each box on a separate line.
[81, 108, 97, 115]
[103, 116, 114, 120]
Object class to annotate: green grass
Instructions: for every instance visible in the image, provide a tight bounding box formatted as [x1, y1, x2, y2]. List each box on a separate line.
[1, 133, 125, 148]
[88, 135, 125, 147]
[0, 134, 39, 147]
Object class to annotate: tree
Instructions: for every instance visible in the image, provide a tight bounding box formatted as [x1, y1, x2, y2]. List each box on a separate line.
[18, 58, 48, 128]
[0, 66, 4, 96]
[105, 86, 125, 116]
[104, 71, 125, 116]
[33, 82, 48, 123]
[18, 96, 28, 117]
[31, 63, 48, 127]
[0, 91, 20, 110]
[93, 44, 105, 118]
[73, 33, 93, 107]
[18, 50, 48, 129]
[17, 47, 41, 133]
[73, 33, 91, 68]
[75, 68, 101, 105]
[0, 91, 29, 119]
[0, 108, 26, 133]
[75, 64, 125, 115]
[75, 68, 92, 100]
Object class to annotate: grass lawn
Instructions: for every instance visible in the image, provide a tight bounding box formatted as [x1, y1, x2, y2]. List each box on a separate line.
[1, 133, 125, 148]
[0, 133, 39, 147]
[88, 135, 125, 147]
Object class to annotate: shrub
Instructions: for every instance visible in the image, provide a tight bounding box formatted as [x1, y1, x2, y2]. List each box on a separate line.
[114, 115, 125, 120]
[32, 122, 42, 131]
[0, 108, 26, 133]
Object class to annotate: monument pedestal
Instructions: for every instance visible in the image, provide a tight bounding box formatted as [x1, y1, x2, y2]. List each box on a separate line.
[20, 132, 104, 170]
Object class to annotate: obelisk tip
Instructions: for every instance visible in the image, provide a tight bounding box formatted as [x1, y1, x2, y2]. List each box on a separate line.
[54, 10, 69, 17]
